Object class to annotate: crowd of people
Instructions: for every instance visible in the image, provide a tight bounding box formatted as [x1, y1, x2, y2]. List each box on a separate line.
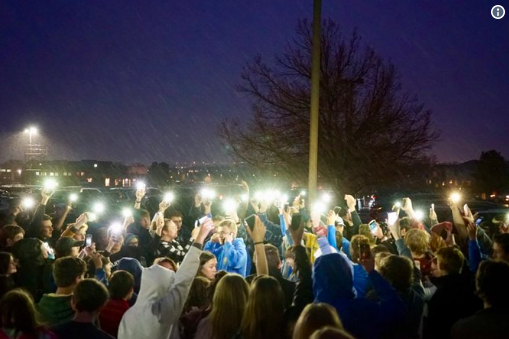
[1, 181, 509, 339]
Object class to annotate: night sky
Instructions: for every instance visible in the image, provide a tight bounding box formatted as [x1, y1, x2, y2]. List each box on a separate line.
[1, 1, 508, 165]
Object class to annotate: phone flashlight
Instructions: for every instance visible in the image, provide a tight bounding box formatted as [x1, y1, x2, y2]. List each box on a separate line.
[122, 208, 132, 218]
[136, 182, 146, 190]
[69, 193, 78, 202]
[43, 179, 58, 191]
[93, 202, 105, 214]
[414, 210, 424, 221]
[450, 193, 461, 204]
[164, 192, 175, 203]
[22, 197, 36, 209]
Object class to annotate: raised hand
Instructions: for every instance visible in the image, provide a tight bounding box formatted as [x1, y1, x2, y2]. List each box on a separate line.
[75, 213, 88, 229]
[345, 194, 356, 212]
[246, 215, 266, 243]
[326, 210, 337, 226]
[196, 218, 214, 244]
[135, 188, 146, 201]
[194, 193, 203, 208]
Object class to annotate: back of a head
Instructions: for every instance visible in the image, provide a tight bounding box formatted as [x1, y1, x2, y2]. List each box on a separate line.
[358, 225, 376, 246]
[135, 209, 150, 223]
[310, 327, 355, 339]
[379, 255, 413, 293]
[53, 256, 87, 288]
[109, 270, 134, 300]
[476, 260, 509, 308]
[313, 253, 355, 302]
[404, 229, 430, 256]
[350, 235, 370, 262]
[72, 279, 109, 313]
[293, 303, 343, 339]
[494, 233, 509, 254]
[436, 246, 464, 275]
[0, 225, 24, 248]
[117, 257, 143, 289]
[210, 274, 249, 339]
[0, 289, 39, 335]
[137, 264, 175, 303]
[184, 276, 211, 312]
[12, 238, 44, 266]
[241, 275, 285, 339]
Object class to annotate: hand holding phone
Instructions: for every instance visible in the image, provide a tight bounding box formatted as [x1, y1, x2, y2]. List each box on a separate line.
[387, 212, 398, 226]
[85, 234, 93, 248]
[244, 214, 257, 231]
[359, 243, 371, 260]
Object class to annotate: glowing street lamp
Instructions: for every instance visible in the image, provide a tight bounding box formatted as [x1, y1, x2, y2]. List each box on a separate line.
[24, 126, 38, 144]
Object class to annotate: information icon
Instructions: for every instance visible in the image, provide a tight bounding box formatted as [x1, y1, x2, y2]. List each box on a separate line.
[492, 5, 505, 19]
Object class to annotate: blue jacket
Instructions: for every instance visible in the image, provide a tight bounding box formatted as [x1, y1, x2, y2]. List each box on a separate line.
[313, 253, 406, 339]
[204, 238, 248, 276]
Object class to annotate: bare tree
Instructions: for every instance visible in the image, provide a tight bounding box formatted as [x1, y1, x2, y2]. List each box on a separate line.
[220, 19, 439, 192]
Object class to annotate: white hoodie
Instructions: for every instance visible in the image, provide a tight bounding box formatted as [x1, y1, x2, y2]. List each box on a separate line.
[118, 246, 201, 339]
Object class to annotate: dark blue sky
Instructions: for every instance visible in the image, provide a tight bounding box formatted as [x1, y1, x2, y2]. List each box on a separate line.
[1, 1, 508, 164]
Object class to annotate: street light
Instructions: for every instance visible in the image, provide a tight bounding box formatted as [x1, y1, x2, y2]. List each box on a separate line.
[24, 126, 38, 144]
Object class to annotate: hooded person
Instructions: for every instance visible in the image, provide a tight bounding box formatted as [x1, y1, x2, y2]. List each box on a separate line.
[313, 250, 406, 339]
[117, 257, 143, 294]
[12, 238, 53, 302]
[118, 218, 213, 339]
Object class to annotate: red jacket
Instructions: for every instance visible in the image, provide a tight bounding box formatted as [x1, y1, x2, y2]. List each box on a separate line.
[99, 299, 130, 338]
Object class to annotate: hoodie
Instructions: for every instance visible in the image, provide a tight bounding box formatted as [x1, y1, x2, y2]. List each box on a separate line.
[117, 258, 143, 294]
[313, 253, 406, 339]
[37, 294, 74, 327]
[118, 245, 201, 339]
[204, 238, 248, 276]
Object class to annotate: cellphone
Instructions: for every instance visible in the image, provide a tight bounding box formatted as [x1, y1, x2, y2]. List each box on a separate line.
[368, 220, 377, 232]
[85, 234, 93, 247]
[290, 213, 302, 231]
[244, 214, 256, 231]
[387, 212, 398, 226]
[195, 216, 208, 228]
[359, 243, 371, 260]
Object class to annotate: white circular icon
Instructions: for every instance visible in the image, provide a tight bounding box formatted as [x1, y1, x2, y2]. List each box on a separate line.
[492, 5, 505, 19]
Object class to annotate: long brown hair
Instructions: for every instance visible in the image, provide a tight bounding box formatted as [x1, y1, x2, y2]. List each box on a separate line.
[241, 275, 285, 339]
[0, 289, 43, 336]
[292, 303, 343, 339]
[209, 274, 249, 339]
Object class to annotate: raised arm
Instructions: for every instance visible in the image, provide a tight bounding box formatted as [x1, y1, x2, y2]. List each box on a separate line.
[153, 220, 213, 319]
[246, 215, 268, 275]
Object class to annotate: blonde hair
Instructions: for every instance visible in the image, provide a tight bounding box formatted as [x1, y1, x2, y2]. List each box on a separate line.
[429, 232, 447, 253]
[293, 303, 343, 339]
[350, 235, 371, 262]
[310, 327, 355, 339]
[404, 229, 430, 256]
[241, 276, 285, 339]
[219, 219, 238, 234]
[436, 247, 464, 275]
[209, 274, 249, 339]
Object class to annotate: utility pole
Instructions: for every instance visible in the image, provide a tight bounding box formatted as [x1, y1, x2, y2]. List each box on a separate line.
[308, 0, 322, 204]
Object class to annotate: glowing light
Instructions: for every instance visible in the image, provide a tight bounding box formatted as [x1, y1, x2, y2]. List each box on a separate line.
[312, 202, 327, 215]
[87, 212, 97, 222]
[321, 193, 332, 203]
[280, 194, 289, 204]
[164, 192, 175, 203]
[201, 188, 216, 200]
[300, 190, 306, 196]
[394, 201, 402, 208]
[69, 193, 78, 202]
[254, 191, 264, 201]
[122, 208, 132, 218]
[223, 199, 236, 214]
[43, 179, 58, 191]
[136, 182, 146, 190]
[240, 194, 248, 202]
[450, 193, 461, 204]
[109, 222, 123, 235]
[25, 127, 38, 134]
[414, 210, 424, 221]
[22, 197, 35, 209]
[93, 202, 105, 214]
